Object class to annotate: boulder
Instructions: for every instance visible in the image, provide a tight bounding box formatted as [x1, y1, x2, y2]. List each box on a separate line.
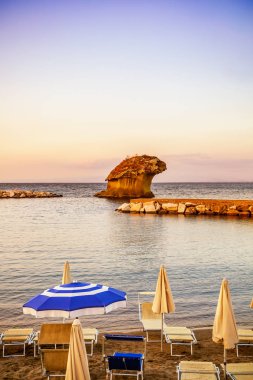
[143, 201, 157, 214]
[130, 202, 143, 213]
[162, 203, 178, 212]
[178, 203, 186, 214]
[185, 206, 197, 215]
[196, 205, 206, 213]
[95, 155, 166, 198]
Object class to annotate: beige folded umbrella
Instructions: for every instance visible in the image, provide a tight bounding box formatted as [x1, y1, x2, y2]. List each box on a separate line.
[152, 265, 175, 351]
[65, 318, 90, 380]
[62, 261, 72, 285]
[250, 298, 253, 308]
[212, 278, 238, 379]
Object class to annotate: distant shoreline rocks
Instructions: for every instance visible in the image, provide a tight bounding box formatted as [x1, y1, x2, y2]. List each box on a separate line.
[0, 189, 62, 199]
[116, 198, 253, 217]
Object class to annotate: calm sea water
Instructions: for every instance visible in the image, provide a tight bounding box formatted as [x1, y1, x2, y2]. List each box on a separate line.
[0, 183, 252, 331]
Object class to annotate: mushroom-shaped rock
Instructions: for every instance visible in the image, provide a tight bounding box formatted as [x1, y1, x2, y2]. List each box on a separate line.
[95, 154, 166, 198]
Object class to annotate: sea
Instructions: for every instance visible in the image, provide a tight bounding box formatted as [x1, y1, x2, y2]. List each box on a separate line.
[0, 182, 252, 332]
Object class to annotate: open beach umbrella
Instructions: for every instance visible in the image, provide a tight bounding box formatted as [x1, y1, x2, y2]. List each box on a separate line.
[65, 318, 90, 380]
[23, 281, 127, 318]
[152, 265, 175, 351]
[62, 261, 72, 285]
[212, 278, 238, 379]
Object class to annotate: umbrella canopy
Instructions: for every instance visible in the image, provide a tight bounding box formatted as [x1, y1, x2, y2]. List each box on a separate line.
[212, 278, 238, 378]
[65, 318, 90, 380]
[23, 281, 127, 318]
[62, 261, 72, 285]
[152, 265, 175, 351]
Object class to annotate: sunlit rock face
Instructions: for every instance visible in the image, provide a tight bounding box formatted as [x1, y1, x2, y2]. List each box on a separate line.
[95, 155, 167, 198]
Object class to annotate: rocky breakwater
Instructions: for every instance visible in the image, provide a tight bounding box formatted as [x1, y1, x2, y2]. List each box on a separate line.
[116, 198, 253, 217]
[0, 189, 62, 199]
[95, 154, 166, 198]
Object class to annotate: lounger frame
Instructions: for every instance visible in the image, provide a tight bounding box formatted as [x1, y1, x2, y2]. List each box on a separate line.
[83, 328, 98, 356]
[1, 328, 35, 357]
[236, 329, 253, 357]
[102, 334, 146, 359]
[164, 327, 197, 356]
[177, 361, 220, 380]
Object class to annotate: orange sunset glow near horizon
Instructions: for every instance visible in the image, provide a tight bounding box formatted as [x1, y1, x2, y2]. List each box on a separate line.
[1, 0, 253, 182]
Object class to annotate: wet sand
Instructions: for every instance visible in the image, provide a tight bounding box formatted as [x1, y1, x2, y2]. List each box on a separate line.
[1, 328, 252, 379]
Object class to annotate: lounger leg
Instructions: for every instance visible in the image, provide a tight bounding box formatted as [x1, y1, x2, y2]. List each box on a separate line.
[191, 343, 193, 355]
[236, 344, 239, 357]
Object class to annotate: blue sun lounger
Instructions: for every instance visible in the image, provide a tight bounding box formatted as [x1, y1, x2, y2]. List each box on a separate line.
[106, 352, 144, 380]
[102, 334, 146, 358]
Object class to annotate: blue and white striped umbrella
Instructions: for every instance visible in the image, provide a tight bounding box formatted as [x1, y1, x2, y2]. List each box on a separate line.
[23, 282, 127, 319]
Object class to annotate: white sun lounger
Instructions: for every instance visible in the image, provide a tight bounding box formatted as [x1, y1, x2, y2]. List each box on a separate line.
[82, 328, 98, 356]
[139, 301, 167, 342]
[236, 329, 253, 357]
[163, 326, 197, 356]
[221, 362, 253, 379]
[1, 328, 35, 357]
[177, 361, 220, 380]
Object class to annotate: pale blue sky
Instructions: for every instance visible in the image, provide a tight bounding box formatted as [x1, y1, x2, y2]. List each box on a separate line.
[1, 0, 253, 181]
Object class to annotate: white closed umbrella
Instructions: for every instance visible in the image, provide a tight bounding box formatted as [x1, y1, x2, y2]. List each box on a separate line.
[152, 265, 175, 351]
[62, 261, 72, 284]
[212, 278, 238, 379]
[65, 318, 90, 380]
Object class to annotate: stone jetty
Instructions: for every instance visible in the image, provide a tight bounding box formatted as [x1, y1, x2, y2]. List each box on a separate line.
[116, 198, 253, 217]
[0, 189, 62, 199]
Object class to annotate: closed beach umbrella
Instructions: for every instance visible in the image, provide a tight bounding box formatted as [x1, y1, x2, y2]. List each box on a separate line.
[65, 318, 90, 380]
[62, 261, 72, 285]
[250, 298, 253, 308]
[152, 265, 175, 351]
[23, 281, 127, 318]
[212, 278, 238, 379]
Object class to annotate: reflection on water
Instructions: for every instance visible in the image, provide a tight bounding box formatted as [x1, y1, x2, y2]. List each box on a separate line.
[0, 183, 252, 331]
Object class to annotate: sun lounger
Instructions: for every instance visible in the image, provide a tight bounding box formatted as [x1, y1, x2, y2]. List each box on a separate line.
[236, 329, 253, 357]
[106, 352, 144, 380]
[40, 348, 69, 379]
[34, 323, 72, 357]
[139, 302, 167, 342]
[164, 326, 197, 356]
[221, 362, 253, 379]
[82, 327, 98, 356]
[1, 328, 35, 357]
[177, 361, 220, 380]
[102, 334, 146, 359]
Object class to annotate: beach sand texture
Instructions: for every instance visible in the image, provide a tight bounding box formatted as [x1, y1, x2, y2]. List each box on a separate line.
[1, 328, 252, 379]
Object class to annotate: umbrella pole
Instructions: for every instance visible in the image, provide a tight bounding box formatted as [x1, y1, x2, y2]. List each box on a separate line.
[224, 347, 227, 379]
[161, 313, 163, 352]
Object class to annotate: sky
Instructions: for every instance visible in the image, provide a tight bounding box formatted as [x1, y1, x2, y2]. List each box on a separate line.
[1, 0, 253, 182]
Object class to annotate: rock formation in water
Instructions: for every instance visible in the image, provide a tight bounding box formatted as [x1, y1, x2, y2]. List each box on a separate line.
[95, 154, 167, 198]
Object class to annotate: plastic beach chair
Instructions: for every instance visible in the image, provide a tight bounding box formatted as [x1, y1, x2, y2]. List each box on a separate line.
[236, 329, 253, 357]
[177, 361, 220, 380]
[1, 328, 35, 357]
[163, 326, 197, 356]
[139, 302, 167, 342]
[82, 327, 98, 356]
[40, 348, 69, 380]
[106, 352, 144, 380]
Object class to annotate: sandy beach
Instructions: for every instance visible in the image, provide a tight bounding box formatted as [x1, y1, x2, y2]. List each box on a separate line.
[1, 328, 252, 380]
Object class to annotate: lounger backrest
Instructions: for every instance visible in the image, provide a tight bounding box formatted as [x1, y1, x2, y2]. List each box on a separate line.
[41, 349, 69, 372]
[108, 356, 142, 371]
[141, 302, 161, 320]
[39, 323, 71, 345]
